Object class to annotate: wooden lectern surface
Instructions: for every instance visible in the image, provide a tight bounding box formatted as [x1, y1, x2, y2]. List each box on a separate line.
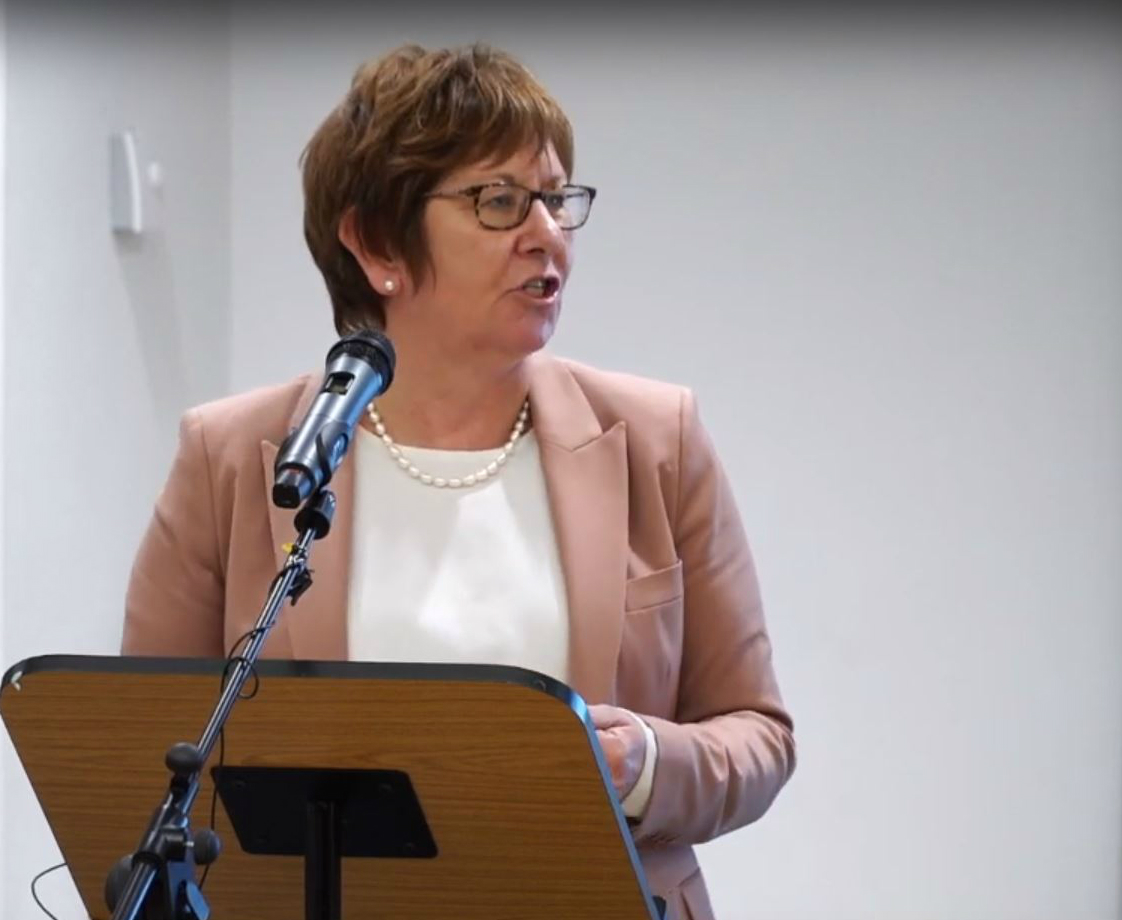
[1, 656, 657, 920]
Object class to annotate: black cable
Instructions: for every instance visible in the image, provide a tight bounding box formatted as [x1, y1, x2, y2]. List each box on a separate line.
[222, 626, 265, 700]
[115, 573, 287, 907]
[29, 862, 66, 920]
[198, 727, 225, 891]
[198, 624, 262, 890]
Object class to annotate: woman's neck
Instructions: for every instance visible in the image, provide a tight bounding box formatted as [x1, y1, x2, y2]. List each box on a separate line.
[364, 346, 531, 450]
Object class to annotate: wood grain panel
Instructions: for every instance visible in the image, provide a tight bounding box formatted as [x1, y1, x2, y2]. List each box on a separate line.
[1, 657, 657, 920]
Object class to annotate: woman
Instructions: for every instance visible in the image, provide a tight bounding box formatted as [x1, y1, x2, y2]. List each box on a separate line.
[122, 43, 795, 919]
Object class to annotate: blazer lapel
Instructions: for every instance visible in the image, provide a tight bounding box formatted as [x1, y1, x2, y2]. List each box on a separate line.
[256, 354, 629, 689]
[529, 354, 629, 706]
[260, 376, 353, 661]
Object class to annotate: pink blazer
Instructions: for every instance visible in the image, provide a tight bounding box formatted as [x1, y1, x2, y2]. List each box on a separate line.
[122, 352, 795, 920]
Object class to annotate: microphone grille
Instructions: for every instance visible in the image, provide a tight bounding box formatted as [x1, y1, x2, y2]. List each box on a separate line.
[328, 330, 396, 380]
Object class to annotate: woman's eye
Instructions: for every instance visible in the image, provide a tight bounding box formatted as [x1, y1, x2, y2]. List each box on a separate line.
[481, 192, 520, 211]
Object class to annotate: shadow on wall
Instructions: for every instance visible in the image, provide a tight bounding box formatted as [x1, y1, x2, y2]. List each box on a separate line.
[113, 230, 191, 428]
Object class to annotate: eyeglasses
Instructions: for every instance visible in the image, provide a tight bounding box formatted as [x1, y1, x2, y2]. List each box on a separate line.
[426, 183, 597, 231]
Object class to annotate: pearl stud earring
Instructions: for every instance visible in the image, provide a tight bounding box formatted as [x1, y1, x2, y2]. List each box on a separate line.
[384, 279, 396, 293]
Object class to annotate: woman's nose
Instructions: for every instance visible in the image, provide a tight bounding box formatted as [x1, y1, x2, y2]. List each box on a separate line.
[517, 198, 568, 256]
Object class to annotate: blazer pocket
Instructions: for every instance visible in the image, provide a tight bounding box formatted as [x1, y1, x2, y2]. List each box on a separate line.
[625, 560, 683, 613]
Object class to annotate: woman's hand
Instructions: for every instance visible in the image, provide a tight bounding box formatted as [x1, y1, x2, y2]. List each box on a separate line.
[589, 704, 648, 800]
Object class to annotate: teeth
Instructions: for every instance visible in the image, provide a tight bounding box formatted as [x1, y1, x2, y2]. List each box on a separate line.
[523, 279, 549, 293]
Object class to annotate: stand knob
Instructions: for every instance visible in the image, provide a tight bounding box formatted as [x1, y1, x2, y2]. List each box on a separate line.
[104, 854, 132, 911]
[192, 828, 222, 866]
[166, 742, 204, 777]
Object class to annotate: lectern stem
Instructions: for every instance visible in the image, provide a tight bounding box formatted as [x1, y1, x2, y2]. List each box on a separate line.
[306, 798, 342, 920]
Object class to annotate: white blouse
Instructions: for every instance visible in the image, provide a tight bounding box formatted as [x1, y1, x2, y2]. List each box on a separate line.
[346, 425, 655, 818]
[347, 427, 570, 680]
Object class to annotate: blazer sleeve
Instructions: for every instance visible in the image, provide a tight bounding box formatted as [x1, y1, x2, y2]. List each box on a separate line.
[121, 409, 226, 657]
[630, 389, 796, 846]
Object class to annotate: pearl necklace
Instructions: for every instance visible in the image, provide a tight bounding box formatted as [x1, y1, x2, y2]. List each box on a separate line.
[365, 399, 530, 489]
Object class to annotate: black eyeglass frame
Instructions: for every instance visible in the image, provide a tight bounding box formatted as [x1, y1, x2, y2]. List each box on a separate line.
[425, 182, 598, 231]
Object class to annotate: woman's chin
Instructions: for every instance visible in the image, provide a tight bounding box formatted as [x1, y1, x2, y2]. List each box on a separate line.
[509, 311, 558, 355]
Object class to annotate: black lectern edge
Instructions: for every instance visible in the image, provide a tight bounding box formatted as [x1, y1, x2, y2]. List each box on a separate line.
[1, 653, 663, 920]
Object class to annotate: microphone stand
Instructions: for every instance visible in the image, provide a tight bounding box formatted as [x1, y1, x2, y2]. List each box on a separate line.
[105, 489, 337, 920]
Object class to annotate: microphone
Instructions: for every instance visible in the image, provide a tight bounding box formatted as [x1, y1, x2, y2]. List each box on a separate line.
[272, 330, 395, 509]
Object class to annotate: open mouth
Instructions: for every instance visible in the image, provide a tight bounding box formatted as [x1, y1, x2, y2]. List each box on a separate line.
[519, 276, 561, 299]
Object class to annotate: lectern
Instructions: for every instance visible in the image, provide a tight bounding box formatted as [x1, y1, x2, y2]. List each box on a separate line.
[1, 655, 662, 920]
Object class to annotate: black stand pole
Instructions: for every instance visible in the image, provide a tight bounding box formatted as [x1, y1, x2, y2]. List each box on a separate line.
[105, 490, 337, 920]
[305, 800, 342, 920]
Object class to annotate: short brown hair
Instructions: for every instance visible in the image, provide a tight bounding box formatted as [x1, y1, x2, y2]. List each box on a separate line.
[301, 43, 575, 334]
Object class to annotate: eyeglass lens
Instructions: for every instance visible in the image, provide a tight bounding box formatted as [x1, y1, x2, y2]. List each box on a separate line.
[476, 186, 591, 229]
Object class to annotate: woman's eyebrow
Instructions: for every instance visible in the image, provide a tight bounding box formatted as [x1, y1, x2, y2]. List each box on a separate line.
[476, 172, 567, 188]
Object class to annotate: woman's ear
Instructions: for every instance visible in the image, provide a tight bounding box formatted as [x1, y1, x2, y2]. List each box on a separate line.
[338, 209, 402, 296]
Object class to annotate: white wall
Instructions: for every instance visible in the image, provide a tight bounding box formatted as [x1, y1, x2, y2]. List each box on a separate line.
[1, 4, 231, 917]
[0, 0, 7, 911]
[2, 6, 1120, 919]
[229, 7, 1122, 920]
